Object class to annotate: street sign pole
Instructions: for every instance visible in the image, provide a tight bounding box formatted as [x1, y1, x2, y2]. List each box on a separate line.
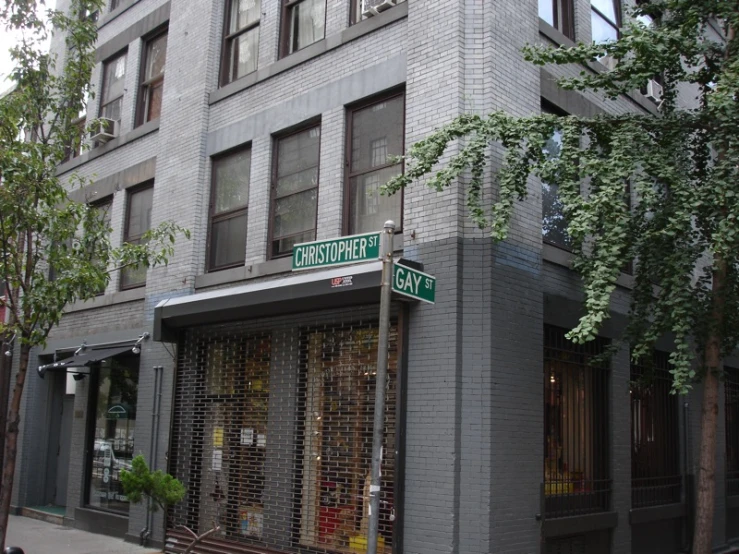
[367, 220, 395, 554]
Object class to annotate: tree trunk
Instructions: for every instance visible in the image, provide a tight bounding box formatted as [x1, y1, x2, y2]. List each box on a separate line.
[692, 257, 726, 554]
[0, 342, 31, 550]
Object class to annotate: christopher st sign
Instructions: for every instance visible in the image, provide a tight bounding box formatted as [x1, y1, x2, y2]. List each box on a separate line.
[292, 233, 381, 271]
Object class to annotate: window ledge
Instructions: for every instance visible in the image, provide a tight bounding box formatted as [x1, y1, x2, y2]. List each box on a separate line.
[57, 118, 159, 175]
[541, 511, 618, 537]
[629, 503, 685, 525]
[538, 19, 660, 116]
[97, 0, 142, 29]
[209, 1, 408, 105]
[64, 287, 146, 314]
[543, 243, 635, 289]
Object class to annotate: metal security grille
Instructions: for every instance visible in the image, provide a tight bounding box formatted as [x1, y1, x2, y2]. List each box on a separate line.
[167, 315, 398, 554]
[631, 351, 681, 508]
[543, 325, 610, 519]
[727, 366, 739, 498]
[545, 535, 586, 554]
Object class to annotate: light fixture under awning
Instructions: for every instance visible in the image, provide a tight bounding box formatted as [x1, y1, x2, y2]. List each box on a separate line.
[37, 334, 149, 378]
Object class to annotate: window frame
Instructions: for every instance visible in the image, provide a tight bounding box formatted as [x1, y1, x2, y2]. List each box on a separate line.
[220, 0, 261, 87]
[120, 183, 153, 290]
[541, 102, 572, 251]
[540, 0, 575, 40]
[268, 121, 321, 260]
[90, 196, 114, 295]
[207, 147, 252, 272]
[136, 29, 168, 127]
[344, 89, 406, 236]
[591, 0, 621, 43]
[279, 0, 327, 59]
[100, 50, 128, 123]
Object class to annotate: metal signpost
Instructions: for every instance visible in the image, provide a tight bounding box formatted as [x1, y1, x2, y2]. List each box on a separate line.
[292, 222, 435, 554]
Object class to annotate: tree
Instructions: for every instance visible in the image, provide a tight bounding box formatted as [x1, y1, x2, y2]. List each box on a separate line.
[385, 2, 738, 553]
[0, 0, 188, 548]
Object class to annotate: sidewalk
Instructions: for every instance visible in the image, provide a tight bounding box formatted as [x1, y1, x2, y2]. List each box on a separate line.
[6, 515, 160, 554]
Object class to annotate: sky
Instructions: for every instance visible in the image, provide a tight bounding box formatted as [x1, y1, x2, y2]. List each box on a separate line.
[0, 0, 56, 94]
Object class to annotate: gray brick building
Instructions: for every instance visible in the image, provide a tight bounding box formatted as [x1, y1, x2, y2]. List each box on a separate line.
[7, 0, 739, 553]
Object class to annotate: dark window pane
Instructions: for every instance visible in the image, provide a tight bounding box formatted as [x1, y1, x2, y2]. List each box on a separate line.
[145, 34, 167, 81]
[541, 128, 570, 249]
[276, 127, 320, 196]
[591, 0, 617, 23]
[350, 97, 404, 174]
[231, 27, 259, 81]
[231, 0, 261, 33]
[87, 356, 139, 514]
[210, 213, 248, 269]
[121, 249, 147, 289]
[288, 0, 325, 54]
[272, 188, 317, 248]
[102, 53, 127, 110]
[101, 97, 122, 122]
[213, 150, 251, 214]
[146, 81, 163, 122]
[126, 188, 153, 240]
[350, 164, 402, 234]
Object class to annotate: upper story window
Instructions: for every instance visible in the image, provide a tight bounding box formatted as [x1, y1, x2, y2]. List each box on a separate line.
[121, 185, 153, 289]
[271, 124, 320, 258]
[351, 0, 406, 24]
[541, 105, 571, 250]
[539, 0, 575, 40]
[110, 0, 121, 10]
[208, 149, 251, 271]
[221, 0, 261, 86]
[281, 0, 325, 57]
[100, 51, 127, 122]
[591, 0, 620, 43]
[91, 198, 113, 295]
[727, 367, 739, 498]
[346, 93, 404, 234]
[137, 32, 167, 126]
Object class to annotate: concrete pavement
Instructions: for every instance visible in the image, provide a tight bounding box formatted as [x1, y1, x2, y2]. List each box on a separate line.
[5, 515, 160, 554]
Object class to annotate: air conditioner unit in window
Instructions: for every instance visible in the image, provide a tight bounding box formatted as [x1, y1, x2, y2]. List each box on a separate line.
[362, 0, 398, 18]
[89, 117, 118, 144]
[644, 79, 663, 103]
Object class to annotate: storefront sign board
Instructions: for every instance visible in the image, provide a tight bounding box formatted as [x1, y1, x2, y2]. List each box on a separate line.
[292, 233, 381, 271]
[392, 263, 436, 304]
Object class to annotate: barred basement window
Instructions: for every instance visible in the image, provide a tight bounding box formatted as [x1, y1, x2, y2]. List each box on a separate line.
[169, 317, 398, 554]
[727, 366, 739, 497]
[543, 325, 610, 518]
[631, 351, 681, 507]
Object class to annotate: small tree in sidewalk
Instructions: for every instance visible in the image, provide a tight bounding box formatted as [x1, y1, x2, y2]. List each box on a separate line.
[0, 0, 189, 548]
[385, 2, 739, 552]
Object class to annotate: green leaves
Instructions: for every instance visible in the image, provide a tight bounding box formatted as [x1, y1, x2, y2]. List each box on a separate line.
[385, 0, 739, 394]
[120, 455, 186, 512]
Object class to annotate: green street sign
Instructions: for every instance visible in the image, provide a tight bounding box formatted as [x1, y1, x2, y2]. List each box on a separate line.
[393, 263, 436, 304]
[292, 232, 381, 271]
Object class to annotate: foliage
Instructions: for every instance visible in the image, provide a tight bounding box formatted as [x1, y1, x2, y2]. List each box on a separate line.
[385, 0, 739, 395]
[121, 455, 186, 513]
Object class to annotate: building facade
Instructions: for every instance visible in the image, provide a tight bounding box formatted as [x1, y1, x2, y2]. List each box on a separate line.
[6, 0, 739, 553]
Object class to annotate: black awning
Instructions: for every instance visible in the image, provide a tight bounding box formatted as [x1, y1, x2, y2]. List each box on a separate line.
[154, 261, 385, 342]
[38, 344, 138, 378]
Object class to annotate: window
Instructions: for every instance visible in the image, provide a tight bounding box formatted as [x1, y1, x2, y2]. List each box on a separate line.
[271, 125, 320, 258]
[110, 0, 121, 10]
[208, 149, 251, 271]
[221, 0, 261, 86]
[86, 355, 139, 513]
[727, 367, 739, 498]
[541, 106, 571, 249]
[630, 351, 681, 508]
[591, 0, 619, 44]
[100, 52, 127, 122]
[347, 94, 404, 234]
[539, 0, 575, 40]
[121, 185, 153, 289]
[351, 0, 406, 24]
[544, 325, 610, 518]
[281, 0, 325, 57]
[137, 31, 167, 125]
[63, 119, 86, 163]
[91, 199, 113, 295]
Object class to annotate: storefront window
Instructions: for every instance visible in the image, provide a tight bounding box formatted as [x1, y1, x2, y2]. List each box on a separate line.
[87, 355, 139, 513]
